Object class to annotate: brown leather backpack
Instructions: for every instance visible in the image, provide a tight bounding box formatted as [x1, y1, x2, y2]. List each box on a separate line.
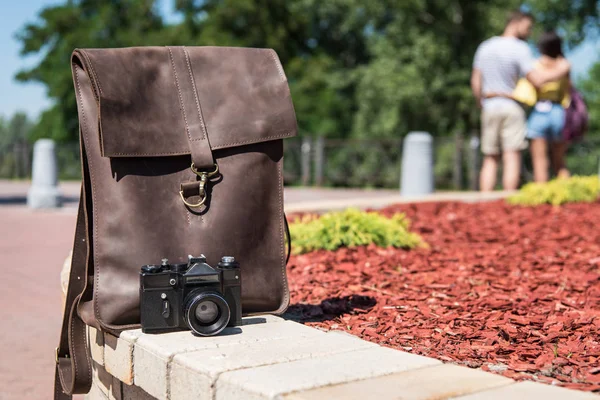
[55, 46, 297, 398]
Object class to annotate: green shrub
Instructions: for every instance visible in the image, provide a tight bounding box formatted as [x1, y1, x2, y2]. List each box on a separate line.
[289, 208, 425, 254]
[508, 175, 600, 206]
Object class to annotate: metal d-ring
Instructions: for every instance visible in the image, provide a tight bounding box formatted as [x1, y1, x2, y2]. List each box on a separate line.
[179, 183, 207, 208]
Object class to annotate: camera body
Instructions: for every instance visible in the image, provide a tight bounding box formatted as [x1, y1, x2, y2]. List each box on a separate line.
[140, 255, 242, 336]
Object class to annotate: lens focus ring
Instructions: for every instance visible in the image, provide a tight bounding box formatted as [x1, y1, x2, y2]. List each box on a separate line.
[183, 291, 230, 337]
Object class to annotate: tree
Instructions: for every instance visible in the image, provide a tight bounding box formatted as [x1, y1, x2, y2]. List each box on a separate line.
[15, 0, 600, 143]
[15, 0, 167, 142]
[578, 61, 600, 134]
[0, 112, 31, 150]
[0, 112, 33, 178]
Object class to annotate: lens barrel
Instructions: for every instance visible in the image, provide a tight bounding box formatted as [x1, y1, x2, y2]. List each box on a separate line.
[183, 291, 230, 336]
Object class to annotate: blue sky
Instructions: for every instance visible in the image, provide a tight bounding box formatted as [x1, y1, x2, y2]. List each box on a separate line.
[1, 1, 599, 120]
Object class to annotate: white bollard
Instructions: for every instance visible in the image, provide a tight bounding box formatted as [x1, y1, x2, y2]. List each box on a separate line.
[27, 139, 62, 208]
[400, 131, 434, 197]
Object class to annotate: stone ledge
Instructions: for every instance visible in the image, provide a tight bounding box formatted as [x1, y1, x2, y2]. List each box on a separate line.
[283, 364, 513, 400]
[87, 316, 596, 400]
[215, 346, 440, 399]
[454, 381, 599, 400]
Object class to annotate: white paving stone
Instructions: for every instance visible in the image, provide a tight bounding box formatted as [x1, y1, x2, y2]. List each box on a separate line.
[216, 346, 441, 400]
[134, 320, 322, 400]
[170, 330, 377, 400]
[284, 363, 513, 400]
[104, 329, 143, 385]
[86, 380, 110, 400]
[453, 381, 600, 400]
[89, 326, 105, 366]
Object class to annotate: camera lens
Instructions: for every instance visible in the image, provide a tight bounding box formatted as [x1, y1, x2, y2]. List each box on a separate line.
[184, 291, 230, 336]
[195, 301, 219, 324]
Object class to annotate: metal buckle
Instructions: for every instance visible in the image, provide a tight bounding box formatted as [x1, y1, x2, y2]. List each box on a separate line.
[55, 347, 68, 364]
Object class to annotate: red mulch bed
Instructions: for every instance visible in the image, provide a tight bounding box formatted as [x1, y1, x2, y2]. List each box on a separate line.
[286, 200, 600, 392]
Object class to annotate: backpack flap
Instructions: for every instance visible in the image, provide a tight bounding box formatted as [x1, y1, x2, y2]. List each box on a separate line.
[75, 46, 297, 158]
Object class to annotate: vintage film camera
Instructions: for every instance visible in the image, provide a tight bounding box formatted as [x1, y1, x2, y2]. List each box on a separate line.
[139, 255, 242, 336]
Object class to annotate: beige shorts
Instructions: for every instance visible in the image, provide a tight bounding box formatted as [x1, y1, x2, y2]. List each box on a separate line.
[481, 102, 527, 155]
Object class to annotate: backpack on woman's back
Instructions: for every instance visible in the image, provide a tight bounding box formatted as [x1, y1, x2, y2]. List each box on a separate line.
[563, 87, 589, 142]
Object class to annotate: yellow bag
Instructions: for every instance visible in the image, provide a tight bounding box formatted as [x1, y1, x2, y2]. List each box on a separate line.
[513, 78, 537, 107]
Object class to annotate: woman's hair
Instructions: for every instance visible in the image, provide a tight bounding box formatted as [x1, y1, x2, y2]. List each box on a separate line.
[538, 31, 563, 58]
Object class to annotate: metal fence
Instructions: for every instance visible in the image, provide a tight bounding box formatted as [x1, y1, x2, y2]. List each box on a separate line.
[284, 134, 600, 190]
[2, 135, 599, 189]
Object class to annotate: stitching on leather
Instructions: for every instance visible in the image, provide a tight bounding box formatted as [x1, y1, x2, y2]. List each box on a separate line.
[167, 46, 192, 142]
[75, 65, 105, 335]
[107, 132, 295, 155]
[82, 317, 92, 387]
[182, 46, 208, 142]
[70, 315, 79, 389]
[211, 132, 294, 149]
[108, 150, 189, 156]
[86, 53, 103, 96]
[72, 66, 90, 364]
[269, 49, 286, 82]
[275, 151, 290, 313]
[58, 366, 70, 392]
[81, 50, 104, 97]
[55, 374, 62, 397]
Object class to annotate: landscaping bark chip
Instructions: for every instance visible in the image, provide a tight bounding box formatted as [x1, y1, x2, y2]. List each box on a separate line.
[286, 200, 600, 392]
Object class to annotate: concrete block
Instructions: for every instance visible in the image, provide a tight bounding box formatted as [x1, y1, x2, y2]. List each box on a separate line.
[104, 329, 143, 385]
[122, 383, 158, 400]
[88, 325, 105, 366]
[453, 380, 600, 400]
[92, 361, 113, 397]
[170, 330, 376, 400]
[216, 346, 441, 400]
[86, 380, 110, 400]
[401, 131, 434, 197]
[284, 363, 513, 400]
[134, 320, 321, 400]
[27, 139, 62, 208]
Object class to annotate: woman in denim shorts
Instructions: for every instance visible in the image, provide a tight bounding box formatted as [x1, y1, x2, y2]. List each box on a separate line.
[527, 31, 571, 182]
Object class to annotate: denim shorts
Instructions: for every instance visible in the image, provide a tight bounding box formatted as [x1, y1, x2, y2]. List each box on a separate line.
[527, 101, 565, 141]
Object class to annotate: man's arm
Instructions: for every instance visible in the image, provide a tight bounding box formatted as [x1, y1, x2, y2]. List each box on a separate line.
[517, 41, 571, 88]
[471, 68, 483, 108]
[526, 59, 570, 88]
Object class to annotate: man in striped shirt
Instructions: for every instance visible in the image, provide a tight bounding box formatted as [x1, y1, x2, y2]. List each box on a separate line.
[471, 10, 570, 191]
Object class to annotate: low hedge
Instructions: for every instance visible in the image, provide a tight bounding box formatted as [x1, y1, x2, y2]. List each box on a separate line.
[289, 208, 425, 255]
[508, 175, 600, 206]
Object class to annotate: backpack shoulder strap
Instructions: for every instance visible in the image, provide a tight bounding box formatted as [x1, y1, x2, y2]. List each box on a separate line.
[54, 188, 92, 398]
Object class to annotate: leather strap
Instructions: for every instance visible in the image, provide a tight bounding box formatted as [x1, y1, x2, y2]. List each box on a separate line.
[284, 213, 291, 265]
[167, 46, 215, 170]
[54, 188, 92, 398]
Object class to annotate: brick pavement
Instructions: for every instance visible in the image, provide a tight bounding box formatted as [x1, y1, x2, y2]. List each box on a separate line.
[0, 206, 79, 400]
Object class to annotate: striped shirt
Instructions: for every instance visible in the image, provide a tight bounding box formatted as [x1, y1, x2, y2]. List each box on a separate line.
[473, 36, 535, 109]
